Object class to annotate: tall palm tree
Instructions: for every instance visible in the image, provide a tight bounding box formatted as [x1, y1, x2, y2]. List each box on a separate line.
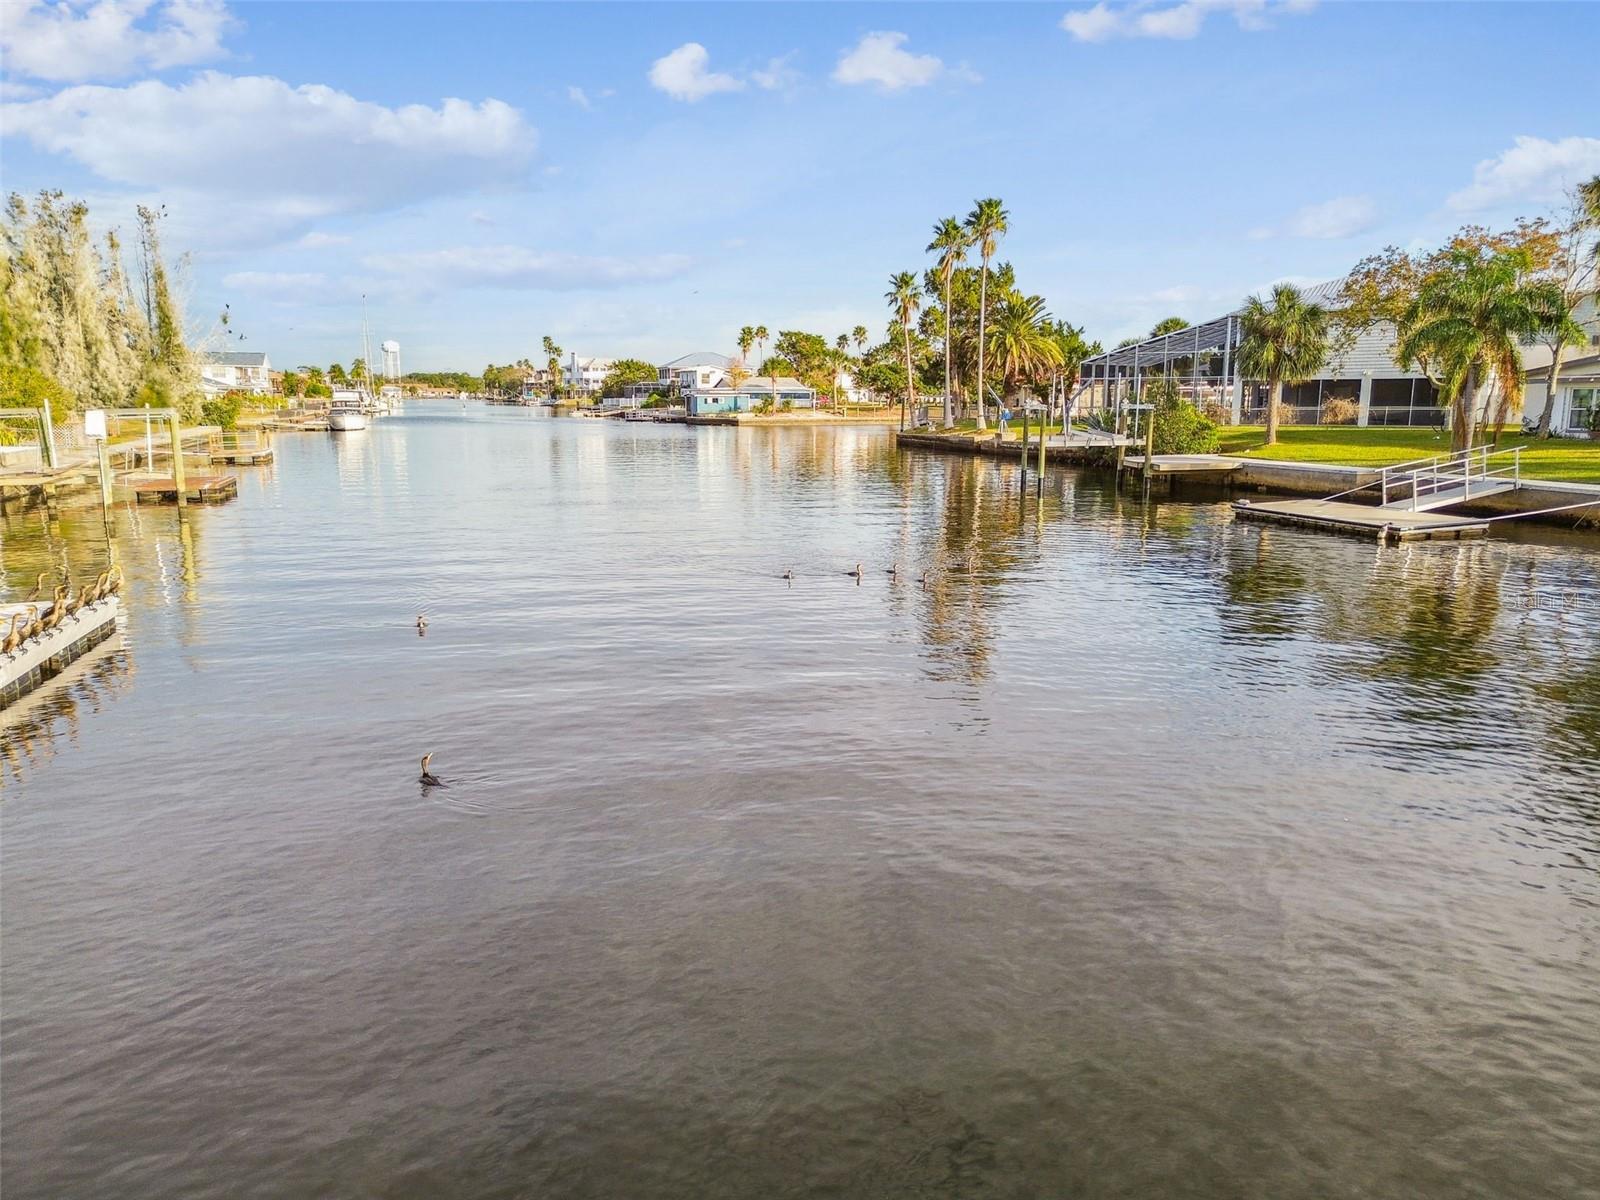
[1235, 284, 1329, 447]
[753, 324, 771, 409]
[887, 271, 921, 431]
[985, 292, 1063, 410]
[834, 333, 851, 413]
[852, 325, 868, 356]
[738, 325, 755, 365]
[1395, 246, 1567, 452]
[964, 197, 1008, 432]
[542, 335, 562, 396]
[927, 215, 970, 428]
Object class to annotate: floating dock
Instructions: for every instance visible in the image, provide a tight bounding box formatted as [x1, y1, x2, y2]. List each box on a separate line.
[2, 595, 122, 708]
[1123, 454, 1243, 477]
[1233, 498, 1489, 541]
[133, 475, 238, 504]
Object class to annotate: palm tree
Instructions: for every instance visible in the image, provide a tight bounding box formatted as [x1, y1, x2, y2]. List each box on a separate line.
[753, 324, 770, 410]
[834, 333, 851, 413]
[964, 198, 1008, 432]
[1235, 284, 1329, 447]
[738, 325, 755, 365]
[985, 292, 1063, 412]
[1395, 246, 1568, 452]
[542, 335, 562, 396]
[927, 216, 970, 428]
[887, 271, 921, 431]
[852, 325, 868, 356]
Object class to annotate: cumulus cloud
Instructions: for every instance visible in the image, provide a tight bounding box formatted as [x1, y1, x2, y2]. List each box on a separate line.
[1447, 135, 1600, 212]
[1251, 194, 1378, 240]
[368, 246, 693, 291]
[0, 0, 234, 82]
[648, 43, 744, 102]
[751, 53, 802, 92]
[2, 72, 536, 233]
[1061, 0, 1315, 43]
[833, 32, 954, 91]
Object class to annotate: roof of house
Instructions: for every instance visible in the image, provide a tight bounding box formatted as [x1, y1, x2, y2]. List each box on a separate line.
[199, 351, 269, 367]
[1528, 352, 1600, 380]
[695, 376, 813, 394]
[661, 351, 734, 371]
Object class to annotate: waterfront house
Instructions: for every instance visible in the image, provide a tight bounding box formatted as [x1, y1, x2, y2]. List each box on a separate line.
[1521, 294, 1600, 435]
[199, 351, 272, 397]
[1077, 280, 1479, 428]
[564, 354, 614, 396]
[686, 376, 817, 415]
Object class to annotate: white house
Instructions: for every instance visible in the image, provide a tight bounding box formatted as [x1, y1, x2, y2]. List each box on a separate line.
[199, 351, 272, 397]
[564, 354, 614, 395]
[1521, 294, 1600, 435]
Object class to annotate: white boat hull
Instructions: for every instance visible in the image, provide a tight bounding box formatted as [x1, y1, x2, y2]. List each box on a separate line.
[329, 409, 369, 431]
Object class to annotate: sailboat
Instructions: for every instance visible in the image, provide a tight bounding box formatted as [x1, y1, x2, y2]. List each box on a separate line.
[330, 297, 380, 431]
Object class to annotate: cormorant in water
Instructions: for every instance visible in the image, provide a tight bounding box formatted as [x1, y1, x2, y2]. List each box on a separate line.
[847, 563, 863, 580]
[419, 753, 446, 787]
[417, 614, 429, 636]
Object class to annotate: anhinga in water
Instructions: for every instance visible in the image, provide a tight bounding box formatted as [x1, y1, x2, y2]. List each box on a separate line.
[847, 563, 863, 580]
[416, 614, 429, 636]
[419, 754, 446, 787]
[886, 563, 899, 577]
[780, 569, 793, 581]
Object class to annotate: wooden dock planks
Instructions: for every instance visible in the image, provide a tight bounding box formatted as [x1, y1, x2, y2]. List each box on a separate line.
[1233, 497, 1488, 541]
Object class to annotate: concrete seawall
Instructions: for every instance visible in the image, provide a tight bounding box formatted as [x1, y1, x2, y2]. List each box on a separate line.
[892, 432, 1600, 530]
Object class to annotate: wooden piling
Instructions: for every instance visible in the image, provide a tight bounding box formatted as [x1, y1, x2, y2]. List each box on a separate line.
[168, 411, 186, 509]
[96, 438, 113, 515]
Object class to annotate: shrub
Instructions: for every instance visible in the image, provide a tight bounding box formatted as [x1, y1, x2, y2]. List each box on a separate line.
[752, 398, 775, 415]
[1200, 400, 1233, 425]
[781, 399, 795, 412]
[200, 391, 244, 430]
[1320, 397, 1359, 425]
[1146, 375, 1219, 455]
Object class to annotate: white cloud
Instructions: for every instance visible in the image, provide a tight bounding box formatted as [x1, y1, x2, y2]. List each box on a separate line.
[1447, 135, 1600, 212]
[368, 246, 693, 291]
[566, 85, 591, 110]
[833, 32, 948, 91]
[647, 43, 744, 102]
[1060, 1, 1315, 43]
[0, 0, 234, 82]
[751, 53, 802, 92]
[2, 72, 536, 237]
[297, 231, 350, 249]
[469, 211, 495, 226]
[222, 270, 327, 297]
[1283, 194, 1377, 239]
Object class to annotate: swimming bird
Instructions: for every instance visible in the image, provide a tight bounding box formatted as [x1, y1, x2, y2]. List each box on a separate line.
[886, 563, 899, 577]
[847, 563, 863, 579]
[417, 613, 429, 636]
[25, 572, 47, 602]
[781, 568, 793, 581]
[419, 753, 446, 787]
[919, 570, 930, 589]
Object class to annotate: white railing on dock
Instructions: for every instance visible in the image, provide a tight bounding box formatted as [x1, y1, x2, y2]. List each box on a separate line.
[1377, 445, 1522, 511]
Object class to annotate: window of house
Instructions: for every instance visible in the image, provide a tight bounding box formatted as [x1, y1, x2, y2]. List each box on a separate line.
[1570, 387, 1596, 431]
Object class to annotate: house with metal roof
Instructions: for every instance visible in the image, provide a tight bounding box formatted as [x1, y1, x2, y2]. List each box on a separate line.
[198, 350, 272, 397]
[686, 376, 816, 416]
[1077, 280, 1452, 428]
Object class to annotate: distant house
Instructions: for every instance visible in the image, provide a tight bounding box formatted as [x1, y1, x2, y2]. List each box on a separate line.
[564, 354, 614, 395]
[610, 351, 739, 407]
[199, 351, 272, 397]
[687, 376, 817, 416]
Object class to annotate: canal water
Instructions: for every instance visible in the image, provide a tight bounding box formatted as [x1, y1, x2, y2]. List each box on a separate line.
[4, 406, 1599, 1198]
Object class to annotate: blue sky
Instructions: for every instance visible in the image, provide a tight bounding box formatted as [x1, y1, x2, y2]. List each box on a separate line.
[3, 1, 1597, 372]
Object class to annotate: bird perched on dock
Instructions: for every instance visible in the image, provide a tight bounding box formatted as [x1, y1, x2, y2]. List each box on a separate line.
[3, 610, 30, 655]
[25, 572, 47, 602]
[419, 754, 446, 787]
[416, 614, 429, 636]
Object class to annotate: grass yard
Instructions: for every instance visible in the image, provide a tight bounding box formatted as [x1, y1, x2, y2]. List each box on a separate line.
[1215, 426, 1600, 485]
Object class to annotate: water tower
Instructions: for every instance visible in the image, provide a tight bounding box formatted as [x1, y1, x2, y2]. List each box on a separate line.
[381, 340, 401, 380]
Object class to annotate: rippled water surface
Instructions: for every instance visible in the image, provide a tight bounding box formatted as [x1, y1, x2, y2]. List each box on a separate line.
[4, 407, 1599, 1198]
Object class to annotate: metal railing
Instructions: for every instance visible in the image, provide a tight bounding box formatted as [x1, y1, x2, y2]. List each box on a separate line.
[1378, 444, 1523, 511]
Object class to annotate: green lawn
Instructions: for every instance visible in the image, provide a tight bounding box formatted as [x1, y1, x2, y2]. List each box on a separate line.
[1214, 426, 1600, 485]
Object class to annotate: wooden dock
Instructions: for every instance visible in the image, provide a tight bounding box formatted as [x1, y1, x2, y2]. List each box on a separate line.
[2, 595, 122, 709]
[208, 432, 274, 465]
[133, 474, 238, 505]
[1233, 497, 1489, 541]
[1123, 454, 1243, 477]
